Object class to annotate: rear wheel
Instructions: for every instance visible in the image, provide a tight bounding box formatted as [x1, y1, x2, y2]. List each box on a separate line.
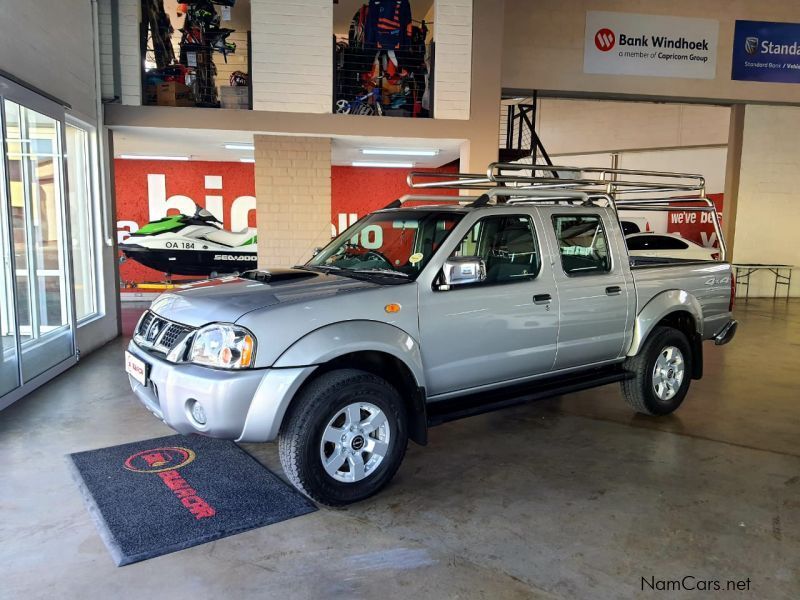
[278, 369, 407, 506]
[621, 326, 692, 415]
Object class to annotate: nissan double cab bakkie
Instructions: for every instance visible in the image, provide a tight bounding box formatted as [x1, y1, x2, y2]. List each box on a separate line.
[126, 165, 738, 506]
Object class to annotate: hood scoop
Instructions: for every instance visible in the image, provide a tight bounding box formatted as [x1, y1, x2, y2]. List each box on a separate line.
[239, 268, 317, 284]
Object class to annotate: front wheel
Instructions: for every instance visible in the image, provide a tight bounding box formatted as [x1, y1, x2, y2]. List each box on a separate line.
[621, 326, 692, 415]
[278, 369, 408, 506]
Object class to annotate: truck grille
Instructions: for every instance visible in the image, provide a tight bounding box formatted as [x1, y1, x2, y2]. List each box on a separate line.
[135, 311, 194, 358]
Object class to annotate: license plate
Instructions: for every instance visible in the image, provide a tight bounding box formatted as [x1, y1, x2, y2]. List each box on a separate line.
[125, 351, 148, 386]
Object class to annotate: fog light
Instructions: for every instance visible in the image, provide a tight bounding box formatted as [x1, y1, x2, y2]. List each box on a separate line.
[188, 399, 207, 425]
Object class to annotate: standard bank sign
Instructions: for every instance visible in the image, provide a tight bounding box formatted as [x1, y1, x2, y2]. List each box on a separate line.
[584, 11, 718, 79]
[732, 20, 800, 83]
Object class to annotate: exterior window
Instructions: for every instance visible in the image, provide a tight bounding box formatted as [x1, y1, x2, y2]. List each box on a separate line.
[552, 214, 611, 275]
[452, 215, 540, 284]
[626, 235, 689, 251]
[66, 123, 98, 321]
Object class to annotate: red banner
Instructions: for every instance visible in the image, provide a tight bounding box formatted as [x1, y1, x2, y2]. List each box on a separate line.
[665, 193, 724, 248]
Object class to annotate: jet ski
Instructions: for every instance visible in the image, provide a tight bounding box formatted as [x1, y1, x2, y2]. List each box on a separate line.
[119, 204, 258, 276]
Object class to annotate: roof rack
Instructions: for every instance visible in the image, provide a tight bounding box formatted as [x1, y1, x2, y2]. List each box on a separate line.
[401, 162, 726, 261]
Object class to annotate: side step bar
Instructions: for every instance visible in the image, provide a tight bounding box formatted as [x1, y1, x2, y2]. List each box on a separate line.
[427, 366, 632, 426]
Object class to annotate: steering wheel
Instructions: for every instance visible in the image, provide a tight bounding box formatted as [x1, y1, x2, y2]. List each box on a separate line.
[362, 250, 393, 266]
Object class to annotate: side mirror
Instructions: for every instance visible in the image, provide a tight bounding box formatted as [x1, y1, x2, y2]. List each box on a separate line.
[439, 256, 486, 289]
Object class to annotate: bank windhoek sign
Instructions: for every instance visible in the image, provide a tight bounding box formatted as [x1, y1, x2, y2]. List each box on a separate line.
[584, 11, 718, 79]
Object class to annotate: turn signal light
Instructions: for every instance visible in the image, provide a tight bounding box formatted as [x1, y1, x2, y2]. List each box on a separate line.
[240, 334, 255, 367]
[385, 303, 401, 314]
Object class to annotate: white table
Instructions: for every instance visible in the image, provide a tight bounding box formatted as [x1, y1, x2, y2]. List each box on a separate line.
[732, 264, 794, 301]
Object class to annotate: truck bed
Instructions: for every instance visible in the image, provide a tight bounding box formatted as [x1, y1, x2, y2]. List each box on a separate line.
[630, 259, 733, 340]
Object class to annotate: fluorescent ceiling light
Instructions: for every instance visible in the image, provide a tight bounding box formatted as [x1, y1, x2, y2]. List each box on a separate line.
[119, 154, 189, 161]
[361, 148, 439, 156]
[225, 143, 255, 150]
[240, 158, 255, 163]
[352, 161, 413, 168]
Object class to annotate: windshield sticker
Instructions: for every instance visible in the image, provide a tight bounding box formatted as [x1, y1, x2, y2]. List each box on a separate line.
[409, 253, 424, 265]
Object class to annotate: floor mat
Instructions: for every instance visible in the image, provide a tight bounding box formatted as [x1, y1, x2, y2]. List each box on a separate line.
[68, 434, 317, 566]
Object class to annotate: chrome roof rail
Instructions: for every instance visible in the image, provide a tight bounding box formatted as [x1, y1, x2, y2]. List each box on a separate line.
[403, 162, 724, 260]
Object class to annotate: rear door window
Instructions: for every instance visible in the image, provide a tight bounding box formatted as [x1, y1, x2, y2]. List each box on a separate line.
[552, 214, 611, 275]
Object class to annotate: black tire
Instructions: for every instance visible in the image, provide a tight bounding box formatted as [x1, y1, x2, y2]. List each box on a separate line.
[278, 369, 408, 506]
[621, 326, 693, 416]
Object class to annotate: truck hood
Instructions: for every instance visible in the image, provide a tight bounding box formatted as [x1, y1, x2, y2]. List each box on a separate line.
[149, 268, 378, 327]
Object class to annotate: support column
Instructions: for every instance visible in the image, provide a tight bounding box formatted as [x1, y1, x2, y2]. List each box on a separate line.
[722, 104, 744, 257]
[434, 0, 473, 120]
[459, 0, 504, 175]
[117, 0, 141, 105]
[254, 135, 332, 268]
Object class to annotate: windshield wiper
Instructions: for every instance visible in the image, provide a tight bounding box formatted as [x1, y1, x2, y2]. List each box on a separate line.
[296, 264, 342, 273]
[351, 268, 409, 278]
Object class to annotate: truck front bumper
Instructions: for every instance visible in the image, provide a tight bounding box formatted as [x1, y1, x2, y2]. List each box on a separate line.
[126, 340, 316, 442]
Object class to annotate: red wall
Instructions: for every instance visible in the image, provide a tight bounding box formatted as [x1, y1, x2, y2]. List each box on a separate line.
[115, 160, 457, 285]
[331, 165, 458, 216]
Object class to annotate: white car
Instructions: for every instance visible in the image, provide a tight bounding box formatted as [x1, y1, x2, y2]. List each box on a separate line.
[625, 233, 717, 261]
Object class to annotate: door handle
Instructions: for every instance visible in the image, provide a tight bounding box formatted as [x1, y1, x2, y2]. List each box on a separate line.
[533, 293, 552, 305]
[605, 286, 622, 296]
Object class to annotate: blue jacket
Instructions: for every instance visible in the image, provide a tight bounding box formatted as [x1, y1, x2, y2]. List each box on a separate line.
[364, 0, 412, 50]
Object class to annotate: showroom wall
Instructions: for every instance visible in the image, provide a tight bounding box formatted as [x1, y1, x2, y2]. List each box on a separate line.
[502, 0, 800, 104]
[0, 1, 98, 120]
[533, 99, 730, 155]
[0, 0, 120, 355]
[733, 105, 800, 297]
[251, 0, 331, 113]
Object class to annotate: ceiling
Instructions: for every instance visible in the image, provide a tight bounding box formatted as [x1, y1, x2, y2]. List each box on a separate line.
[112, 127, 461, 167]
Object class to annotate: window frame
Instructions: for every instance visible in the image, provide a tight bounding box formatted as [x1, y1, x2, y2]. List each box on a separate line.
[551, 213, 614, 277]
[65, 115, 104, 324]
[443, 213, 543, 289]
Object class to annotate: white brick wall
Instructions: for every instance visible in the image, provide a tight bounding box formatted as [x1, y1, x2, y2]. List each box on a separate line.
[118, 0, 142, 105]
[255, 136, 332, 266]
[434, 0, 473, 120]
[251, 0, 332, 113]
[97, 0, 116, 101]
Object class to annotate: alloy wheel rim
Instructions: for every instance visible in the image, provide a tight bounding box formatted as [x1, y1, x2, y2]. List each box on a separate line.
[652, 345, 685, 401]
[319, 402, 391, 483]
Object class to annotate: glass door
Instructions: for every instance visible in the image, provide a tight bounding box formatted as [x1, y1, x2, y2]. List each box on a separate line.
[0, 108, 19, 397]
[1, 81, 75, 400]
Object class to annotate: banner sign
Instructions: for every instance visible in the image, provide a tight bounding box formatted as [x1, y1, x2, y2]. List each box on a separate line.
[584, 11, 718, 79]
[731, 20, 800, 83]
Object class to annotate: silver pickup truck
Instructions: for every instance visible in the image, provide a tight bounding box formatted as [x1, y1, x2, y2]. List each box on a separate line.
[125, 165, 737, 505]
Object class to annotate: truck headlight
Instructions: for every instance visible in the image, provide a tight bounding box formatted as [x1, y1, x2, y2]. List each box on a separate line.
[189, 324, 256, 369]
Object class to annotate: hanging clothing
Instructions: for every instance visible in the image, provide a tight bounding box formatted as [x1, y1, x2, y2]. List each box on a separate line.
[364, 0, 411, 50]
[349, 4, 368, 49]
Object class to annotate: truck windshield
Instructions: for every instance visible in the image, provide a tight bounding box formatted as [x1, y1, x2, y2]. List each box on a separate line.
[306, 210, 464, 281]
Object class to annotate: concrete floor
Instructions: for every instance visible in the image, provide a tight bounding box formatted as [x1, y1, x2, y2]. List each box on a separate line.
[1, 299, 798, 599]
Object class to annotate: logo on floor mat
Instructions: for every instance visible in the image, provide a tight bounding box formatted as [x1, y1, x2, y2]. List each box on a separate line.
[124, 446, 196, 473]
[123, 446, 216, 520]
